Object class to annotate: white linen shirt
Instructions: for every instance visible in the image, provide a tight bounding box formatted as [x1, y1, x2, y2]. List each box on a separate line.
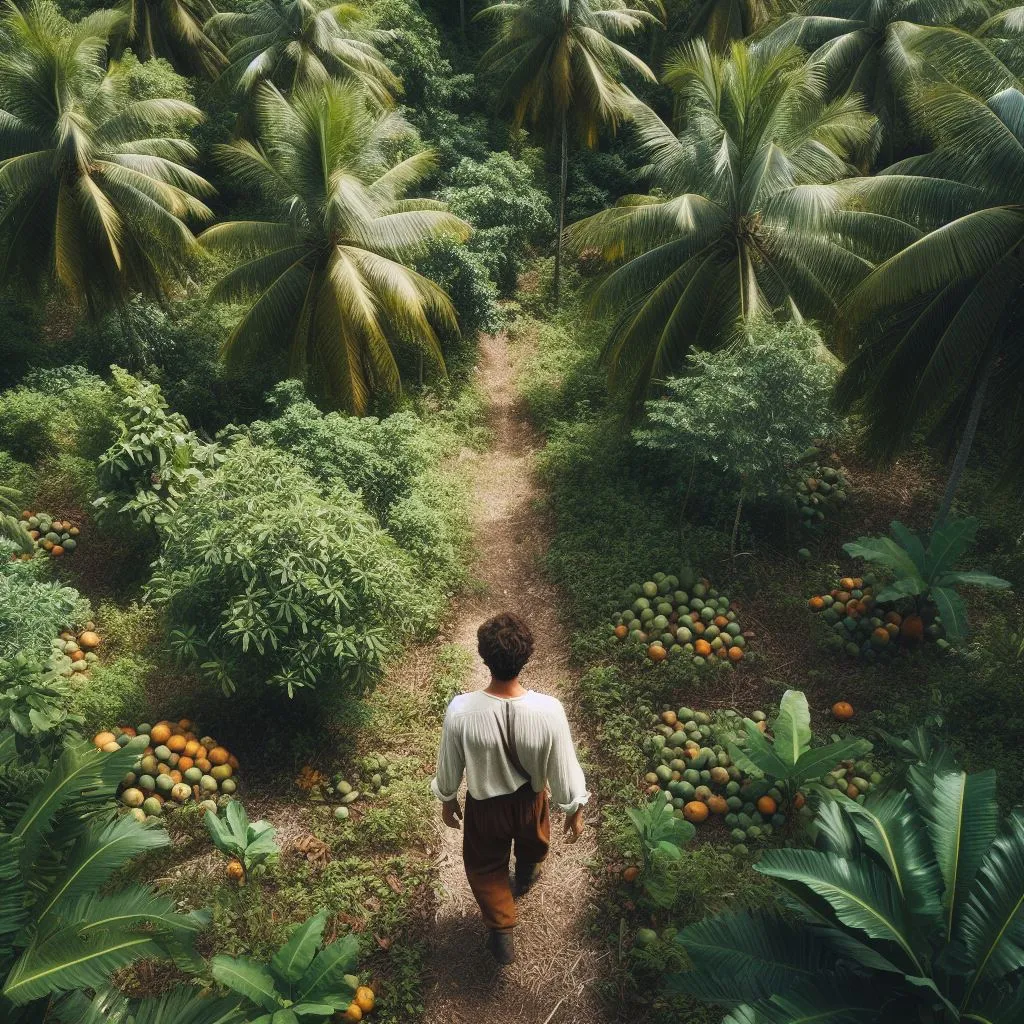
[430, 690, 590, 814]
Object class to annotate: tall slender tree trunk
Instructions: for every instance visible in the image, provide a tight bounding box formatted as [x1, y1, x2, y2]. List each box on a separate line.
[933, 351, 998, 530]
[553, 108, 568, 305]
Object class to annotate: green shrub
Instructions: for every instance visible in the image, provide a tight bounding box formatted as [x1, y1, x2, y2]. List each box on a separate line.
[68, 656, 152, 733]
[0, 653, 83, 762]
[147, 441, 421, 699]
[0, 558, 90, 662]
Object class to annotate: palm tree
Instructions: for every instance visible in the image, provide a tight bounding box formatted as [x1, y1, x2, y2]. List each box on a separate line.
[121, 0, 226, 77]
[567, 40, 894, 405]
[765, 0, 1024, 162]
[836, 85, 1024, 524]
[673, 741, 1024, 1023]
[476, 0, 660, 302]
[200, 81, 470, 414]
[681, 0, 787, 51]
[0, 0, 214, 316]
[206, 0, 399, 110]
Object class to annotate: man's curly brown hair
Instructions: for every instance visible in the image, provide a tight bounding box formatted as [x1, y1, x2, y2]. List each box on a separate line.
[477, 612, 535, 682]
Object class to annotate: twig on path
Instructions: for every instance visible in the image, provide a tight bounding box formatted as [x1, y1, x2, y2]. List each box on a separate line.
[541, 997, 566, 1024]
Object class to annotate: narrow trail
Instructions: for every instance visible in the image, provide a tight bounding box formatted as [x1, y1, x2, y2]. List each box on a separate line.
[422, 332, 607, 1024]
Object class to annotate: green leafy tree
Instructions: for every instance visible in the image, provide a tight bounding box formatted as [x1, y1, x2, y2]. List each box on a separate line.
[767, 0, 1024, 161]
[634, 320, 840, 555]
[568, 41, 882, 404]
[843, 517, 1011, 642]
[477, 0, 658, 301]
[673, 742, 1024, 1023]
[201, 81, 469, 414]
[0, 1, 214, 315]
[211, 908, 359, 1021]
[146, 440, 420, 698]
[95, 369, 224, 526]
[122, 0, 225, 77]
[206, 0, 399, 110]
[682, 0, 785, 51]
[0, 739, 208, 1024]
[205, 801, 279, 882]
[836, 86, 1024, 515]
[726, 689, 872, 802]
[0, 560, 91, 663]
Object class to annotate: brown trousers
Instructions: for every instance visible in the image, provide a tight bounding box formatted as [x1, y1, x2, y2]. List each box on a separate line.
[463, 783, 550, 931]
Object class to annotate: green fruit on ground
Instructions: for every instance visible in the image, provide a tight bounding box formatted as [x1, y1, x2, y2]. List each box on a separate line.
[674, 591, 688, 605]
[130, 808, 147, 822]
[657, 602, 673, 616]
[200, 775, 218, 793]
[142, 797, 162, 816]
[704, 625, 720, 640]
[71, 661, 87, 673]
[747, 825, 762, 839]
[155, 775, 174, 794]
[726, 622, 741, 637]
[852, 777, 870, 793]
[633, 598, 650, 613]
[341, 790, 361, 804]
[683, 768, 701, 786]
[693, 583, 707, 598]
[693, 712, 710, 725]
[730, 828, 746, 843]
[655, 765, 672, 783]
[635, 927, 658, 947]
[870, 772, 883, 785]
[652, 615, 668, 631]
[689, 598, 705, 611]
[121, 788, 144, 808]
[153, 745, 171, 762]
[220, 778, 237, 794]
[334, 806, 350, 820]
[199, 799, 218, 814]
[640, 608, 655, 623]
[732, 843, 749, 856]
[171, 783, 191, 803]
[137, 774, 156, 792]
[184, 767, 202, 784]
[621, 611, 635, 624]
[701, 607, 715, 622]
[642, 582, 658, 598]
[211, 764, 232, 782]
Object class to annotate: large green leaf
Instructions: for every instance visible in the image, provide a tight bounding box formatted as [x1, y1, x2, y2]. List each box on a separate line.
[773, 690, 811, 768]
[792, 738, 873, 784]
[842, 534, 921, 583]
[958, 809, 1024, 1006]
[931, 586, 969, 643]
[923, 517, 980, 578]
[294, 934, 359, 1005]
[211, 956, 282, 1011]
[55, 987, 245, 1024]
[728, 719, 790, 781]
[672, 909, 839, 1004]
[909, 764, 999, 941]
[270, 908, 327, 987]
[756, 849, 925, 974]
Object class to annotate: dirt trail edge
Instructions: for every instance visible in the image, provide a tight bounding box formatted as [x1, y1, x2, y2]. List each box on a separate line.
[422, 332, 607, 1024]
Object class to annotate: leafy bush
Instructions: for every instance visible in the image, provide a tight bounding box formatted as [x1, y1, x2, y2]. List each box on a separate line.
[440, 151, 553, 294]
[95, 369, 223, 527]
[147, 440, 420, 699]
[626, 797, 696, 907]
[205, 801, 279, 881]
[0, 654, 82, 762]
[0, 558, 90, 662]
[67, 656, 151, 734]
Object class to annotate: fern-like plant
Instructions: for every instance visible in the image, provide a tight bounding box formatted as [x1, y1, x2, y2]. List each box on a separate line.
[205, 800, 279, 881]
[0, 485, 32, 554]
[626, 796, 696, 907]
[0, 739, 208, 1024]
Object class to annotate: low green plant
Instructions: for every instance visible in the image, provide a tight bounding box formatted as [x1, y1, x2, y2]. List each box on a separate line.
[726, 690, 872, 802]
[673, 740, 1024, 1023]
[0, 484, 32, 553]
[55, 987, 244, 1024]
[205, 801, 279, 881]
[626, 797, 696, 907]
[0, 560, 90, 663]
[844, 517, 1011, 642]
[210, 907, 359, 1021]
[0, 740, 208, 1023]
[0, 655, 82, 762]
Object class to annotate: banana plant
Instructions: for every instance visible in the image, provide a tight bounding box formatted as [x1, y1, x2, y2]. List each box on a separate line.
[726, 690, 872, 801]
[55, 987, 244, 1024]
[205, 800, 279, 881]
[673, 742, 1024, 1023]
[211, 908, 359, 1022]
[626, 797, 696, 906]
[0, 740, 208, 1024]
[843, 517, 1011, 642]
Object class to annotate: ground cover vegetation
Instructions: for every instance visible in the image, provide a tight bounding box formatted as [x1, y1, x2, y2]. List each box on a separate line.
[1, 0, 1024, 1020]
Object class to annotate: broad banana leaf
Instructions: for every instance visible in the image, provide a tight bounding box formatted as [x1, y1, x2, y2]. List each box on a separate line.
[773, 690, 811, 767]
[271, 907, 327, 985]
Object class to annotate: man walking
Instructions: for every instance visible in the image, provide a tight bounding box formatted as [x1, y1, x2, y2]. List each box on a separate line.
[431, 612, 589, 965]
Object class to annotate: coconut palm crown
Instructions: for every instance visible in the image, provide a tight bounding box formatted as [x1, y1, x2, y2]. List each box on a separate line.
[206, 0, 399, 108]
[201, 80, 470, 414]
[568, 39, 904, 405]
[0, 0, 214, 315]
[122, 0, 226, 77]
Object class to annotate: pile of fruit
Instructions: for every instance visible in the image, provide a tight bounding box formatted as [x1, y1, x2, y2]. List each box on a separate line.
[96, 719, 241, 820]
[50, 625, 101, 678]
[17, 510, 81, 558]
[642, 705, 883, 857]
[786, 457, 850, 534]
[809, 575, 949, 660]
[327, 755, 393, 821]
[611, 572, 752, 666]
[642, 707, 783, 857]
[341, 984, 376, 1022]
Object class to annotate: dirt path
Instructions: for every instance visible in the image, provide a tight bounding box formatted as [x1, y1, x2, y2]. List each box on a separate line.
[422, 332, 607, 1024]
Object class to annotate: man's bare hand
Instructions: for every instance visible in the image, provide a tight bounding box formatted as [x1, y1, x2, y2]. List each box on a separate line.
[442, 799, 463, 830]
[564, 807, 585, 843]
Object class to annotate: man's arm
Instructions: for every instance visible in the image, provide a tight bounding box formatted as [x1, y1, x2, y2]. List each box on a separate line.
[430, 703, 465, 829]
[546, 702, 590, 841]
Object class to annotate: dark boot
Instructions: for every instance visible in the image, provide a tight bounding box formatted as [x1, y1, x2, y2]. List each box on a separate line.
[513, 861, 542, 898]
[486, 928, 515, 965]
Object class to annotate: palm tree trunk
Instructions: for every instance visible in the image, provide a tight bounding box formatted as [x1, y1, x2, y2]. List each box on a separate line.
[933, 351, 998, 530]
[553, 108, 568, 305]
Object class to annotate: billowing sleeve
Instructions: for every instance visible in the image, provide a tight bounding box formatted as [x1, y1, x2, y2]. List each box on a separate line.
[546, 702, 589, 815]
[430, 703, 465, 803]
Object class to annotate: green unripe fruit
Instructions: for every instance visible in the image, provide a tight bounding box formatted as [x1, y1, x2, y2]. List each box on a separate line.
[220, 778, 237, 794]
[211, 764, 233, 782]
[121, 788, 144, 808]
[142, 797, 162, 816]
[153, 745, 171, 762]
[155, 774, 174, 793]
[200, 775, 218, 793]
[334, 805, 350, 820]
[137, 774, 156, 792]
[198, 799, 218, 814]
